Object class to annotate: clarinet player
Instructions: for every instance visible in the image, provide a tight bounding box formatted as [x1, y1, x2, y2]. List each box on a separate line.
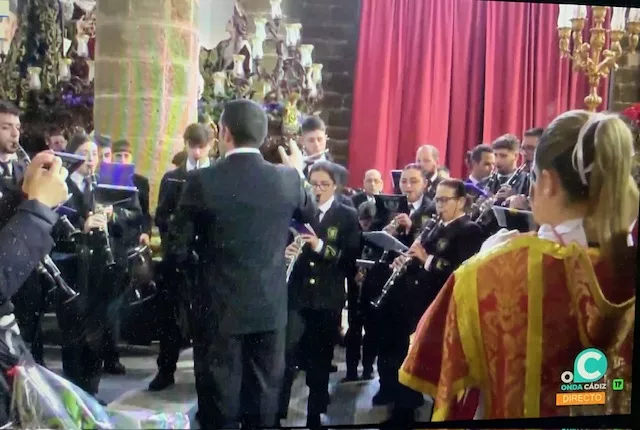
[282, 161, 360, 428]
[381, 179, 485, 425]
[52, 133, 141, 398]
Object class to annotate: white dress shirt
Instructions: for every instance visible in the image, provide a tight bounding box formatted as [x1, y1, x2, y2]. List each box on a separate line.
[70, 171, 90, 193]
[186, 157, 212, 172]
[225, 147, 261, 158]
[313, 196, 335, 253]
[480, 218, 588, 254]
[409, 196, 423, 216]
[0, 160, 12, 178]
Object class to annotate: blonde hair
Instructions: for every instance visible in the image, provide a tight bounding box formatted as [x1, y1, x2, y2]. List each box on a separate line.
[535, 110, 639, 261]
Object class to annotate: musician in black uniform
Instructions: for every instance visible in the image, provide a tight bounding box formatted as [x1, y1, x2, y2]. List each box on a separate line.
[284, 161, 360, 427]
[111, 139, 152, 243]
[343, 201, 380, 382]
[416, 145, 443, 199]
[149, 123, 213, 391]
[487, 134, 528, 199]
[383, 179, 485, 424]
[352, 169, 383, 208]
[95, 134, 112, 164]
[53, 133, 142, 397]
[368, 163, 435, 403]
[383, 163, 437, 247]
[507, 127, 542, 210]
[465, 144, 495, 187]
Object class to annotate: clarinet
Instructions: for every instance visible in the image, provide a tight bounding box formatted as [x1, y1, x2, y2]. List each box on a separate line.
[370, 215, 440, 309]
[475, 163, 527, 225]
[89, 172, 116, 267]
[14, 145, 79, 302]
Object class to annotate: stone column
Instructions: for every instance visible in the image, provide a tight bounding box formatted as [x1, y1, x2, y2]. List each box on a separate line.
[609, 48, 640, 113]
[94, 0, 199, 211]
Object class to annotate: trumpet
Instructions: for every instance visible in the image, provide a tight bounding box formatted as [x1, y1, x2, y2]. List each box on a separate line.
[15, 144, 79, 302]
[370, 215, 440, 309]
[303, 149, 329, 163]
[285, 232, 307, 283]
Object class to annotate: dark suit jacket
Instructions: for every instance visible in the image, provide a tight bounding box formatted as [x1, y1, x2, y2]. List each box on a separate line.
[396, 195, 437, 247]
[171, 152, 317, 335]
[133, 173, 151, 235]
[289, 200, 360, 312]
[0, 160, 25, 200]
[0, 200, 59, 316]
[336, 192, 354, 208]
[425, 174, 443, 200]
[351, 192, 371, 210]
[155, 165, 188, 248]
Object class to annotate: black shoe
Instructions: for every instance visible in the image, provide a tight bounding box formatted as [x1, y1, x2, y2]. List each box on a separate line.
[330, 363, 338, 373]
[372, 389, 394, 406]
[148, 372, 175, 391]
[306, 413, 321, 428]
[103, 361, 126, 375]
[340, 374, 360, 383]
[361, 368, 374, 380]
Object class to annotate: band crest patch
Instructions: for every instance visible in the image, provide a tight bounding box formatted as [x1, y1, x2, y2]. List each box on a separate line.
[327, 227, 338, 242]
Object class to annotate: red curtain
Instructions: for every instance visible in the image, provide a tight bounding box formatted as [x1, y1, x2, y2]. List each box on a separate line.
[348, 0, 609, 191]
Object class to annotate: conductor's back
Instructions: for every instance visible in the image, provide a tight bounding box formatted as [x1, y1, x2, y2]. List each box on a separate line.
[171, 99, 317, 428]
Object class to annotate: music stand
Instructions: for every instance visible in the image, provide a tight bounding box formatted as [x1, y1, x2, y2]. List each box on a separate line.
[492, 206, 536, 232]
[94, 184, 138, 208]
[363, 231, 409, 254]
[98, 163, 135, 187]
[53, 152, 85, 174]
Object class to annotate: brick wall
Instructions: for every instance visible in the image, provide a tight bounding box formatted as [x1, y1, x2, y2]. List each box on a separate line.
[290, 0, 360, 165]
[608, 46, 640, 112]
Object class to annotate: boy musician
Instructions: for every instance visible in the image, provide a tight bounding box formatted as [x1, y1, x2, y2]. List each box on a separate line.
[282, 161, 360, 427]
[149, 123, 213, 391]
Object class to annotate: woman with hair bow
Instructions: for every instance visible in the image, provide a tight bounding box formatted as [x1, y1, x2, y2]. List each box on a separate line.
[399, 110, 638, 421]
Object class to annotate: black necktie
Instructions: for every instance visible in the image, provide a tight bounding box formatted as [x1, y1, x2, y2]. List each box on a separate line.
[315, 209, 323, 224]
[0, 161, 11, 178]
[83, 177, 93, 208]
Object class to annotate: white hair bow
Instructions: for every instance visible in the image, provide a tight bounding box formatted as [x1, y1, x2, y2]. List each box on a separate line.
[572, 113, 606, 186]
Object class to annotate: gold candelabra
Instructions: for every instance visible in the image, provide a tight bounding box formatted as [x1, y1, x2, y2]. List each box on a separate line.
[557, 6, 640, 112]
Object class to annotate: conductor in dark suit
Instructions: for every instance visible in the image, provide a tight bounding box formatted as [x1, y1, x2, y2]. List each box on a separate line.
[171, 99, 317, 429]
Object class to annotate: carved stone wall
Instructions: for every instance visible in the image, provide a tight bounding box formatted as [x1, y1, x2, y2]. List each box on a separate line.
[609, 48, 640, 113]
[94, 0, 199, 210]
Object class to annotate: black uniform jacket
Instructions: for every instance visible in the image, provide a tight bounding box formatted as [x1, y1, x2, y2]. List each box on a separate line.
[288, 200, 360, 312]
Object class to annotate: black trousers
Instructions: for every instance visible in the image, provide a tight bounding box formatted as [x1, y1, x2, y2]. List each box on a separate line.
[155, 263, 190, 375]
[377, 301, 424, 411]
[345, 303, 379, 376]
[192, 325, 285, 429]
[12, 273, 47, 364]
[54, 256, 105, 395]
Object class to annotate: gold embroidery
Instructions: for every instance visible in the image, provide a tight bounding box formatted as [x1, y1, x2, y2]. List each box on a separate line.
[524, 248, 544, 417]
[327, 227, 338, 242]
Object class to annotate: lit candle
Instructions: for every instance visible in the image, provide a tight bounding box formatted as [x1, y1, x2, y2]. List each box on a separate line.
[232, 55, 245, 78]
[611, 7, 628, 31]
[575, 5, 588, 19]
[628, 8, 640, 22]
[270, 0, 283, 20]
[311, 63, 323, 84]
[58, 58, 72, 81]
[557, 4, 573, 27]
[285, 24, 299, 47]
[27, 67, 42, 90]
[213, 72, 226, 96]
[87, 59, 95, 82]
[299, 44, 314, 68]
[76, 35, 90, 58]
[251, 36, 264, 60]
[254, 18, 267, 41]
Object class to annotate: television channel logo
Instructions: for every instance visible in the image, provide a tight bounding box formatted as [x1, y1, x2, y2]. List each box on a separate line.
[556, 348, 609, 407]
